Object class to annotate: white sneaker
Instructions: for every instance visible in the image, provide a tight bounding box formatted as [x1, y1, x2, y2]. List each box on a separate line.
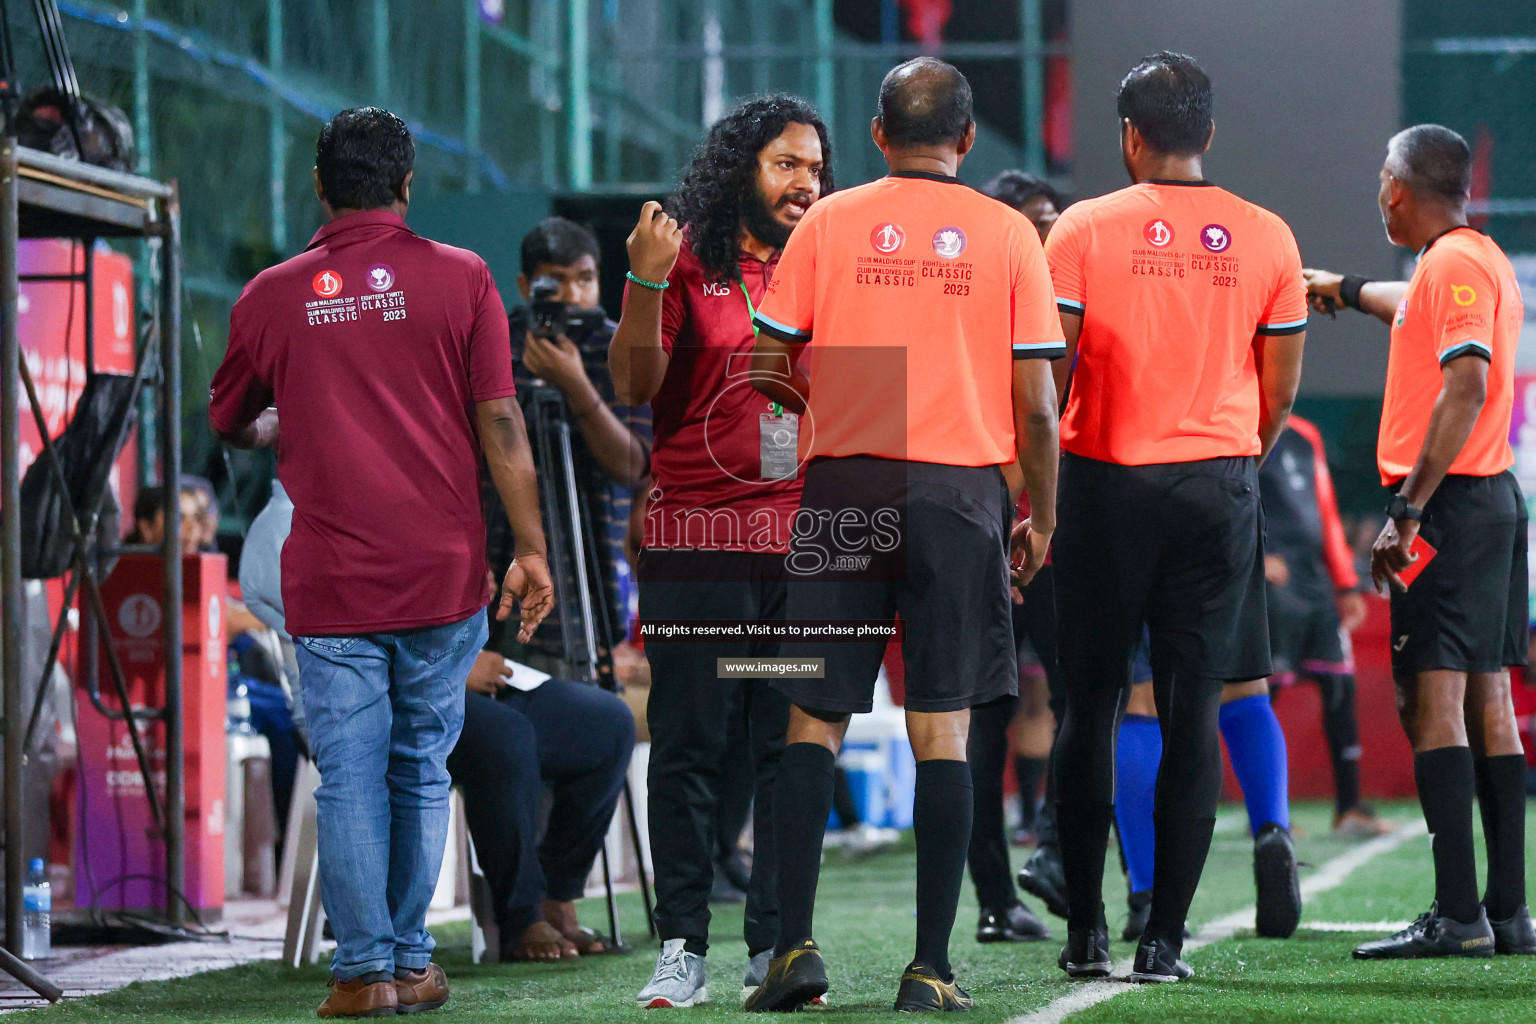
[741, 949, 771, 1002]
[637, 938, 708, 1008]
[840, 823, 900, 857]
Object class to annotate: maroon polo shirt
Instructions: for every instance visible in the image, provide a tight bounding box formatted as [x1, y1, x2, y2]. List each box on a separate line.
[627, 240, 803, 553]
[209, 209, 515, 636]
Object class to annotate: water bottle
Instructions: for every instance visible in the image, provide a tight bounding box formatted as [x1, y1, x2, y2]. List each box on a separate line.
[22, 858, 50, 960]
[227, 680, 254, 736]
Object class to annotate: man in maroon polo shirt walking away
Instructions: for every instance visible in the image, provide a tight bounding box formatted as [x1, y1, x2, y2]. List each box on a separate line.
[208, 107, 553, 1018]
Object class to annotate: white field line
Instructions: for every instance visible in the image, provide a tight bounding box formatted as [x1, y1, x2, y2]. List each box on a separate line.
[1005, 820, 1428, 1024]
[1297, 921, 1413, 932]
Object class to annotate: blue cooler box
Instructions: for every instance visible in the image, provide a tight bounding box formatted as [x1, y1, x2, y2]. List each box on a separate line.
[833, 738, 917, 830]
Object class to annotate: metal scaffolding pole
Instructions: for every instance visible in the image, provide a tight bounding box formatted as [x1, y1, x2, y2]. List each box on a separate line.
[1021, 0, 1044, 176]
[814, 0, 834, 125]
[465, 0, 481, 194]
[131, 0, 154, 484]
[131, 0, 150, 175]
[567, 0, 592, 191]
[372, 0, 390, 103]
[1, 96, 23, 966]
[268, 0, 287, 252]
[2, 97, 61, 1001]
[159, 188, 184, 925]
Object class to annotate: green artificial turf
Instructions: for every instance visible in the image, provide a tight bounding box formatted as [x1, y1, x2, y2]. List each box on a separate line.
[19, 800, 1536, 1023]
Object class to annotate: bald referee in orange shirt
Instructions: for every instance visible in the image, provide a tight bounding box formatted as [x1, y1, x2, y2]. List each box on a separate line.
[1306, 125, 1532, 961]
[1045, 52, 1307, 982]
[742, 58, 1063, 1011]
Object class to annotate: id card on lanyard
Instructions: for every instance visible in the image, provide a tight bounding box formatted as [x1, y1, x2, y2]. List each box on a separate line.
[740, 277, 799, 481]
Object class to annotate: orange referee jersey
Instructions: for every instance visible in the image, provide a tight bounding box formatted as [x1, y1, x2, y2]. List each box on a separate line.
[1378, 227, 1523, 484]
[1047, 180, 1308, 466]
[752, 171, 1065, 467]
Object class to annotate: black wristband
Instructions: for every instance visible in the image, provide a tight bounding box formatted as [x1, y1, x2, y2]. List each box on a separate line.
[1339, 275, 1371, 311]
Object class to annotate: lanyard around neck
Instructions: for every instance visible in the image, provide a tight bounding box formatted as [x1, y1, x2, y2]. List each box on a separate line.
[737, 276, 784, 416]
[737, 277, 759, 337]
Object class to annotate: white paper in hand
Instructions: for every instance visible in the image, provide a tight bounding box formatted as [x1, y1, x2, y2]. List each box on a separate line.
[503, 658, 551, 692]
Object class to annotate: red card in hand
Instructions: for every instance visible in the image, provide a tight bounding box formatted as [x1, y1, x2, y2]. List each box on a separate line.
[1397, 535, 1438, 588]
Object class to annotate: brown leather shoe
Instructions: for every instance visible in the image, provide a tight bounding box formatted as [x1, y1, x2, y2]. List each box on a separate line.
[317, 972, 398, 1018]
[394, 963, 449, 1015]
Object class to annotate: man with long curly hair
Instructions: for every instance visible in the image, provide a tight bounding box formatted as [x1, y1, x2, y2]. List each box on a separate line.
[608, 94, 831, 1009]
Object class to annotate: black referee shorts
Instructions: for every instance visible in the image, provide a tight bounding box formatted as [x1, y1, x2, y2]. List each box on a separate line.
[775, 456, 1018, 715]
[1390, 471, 1528, 676]
[1053, 451, 1272, 689]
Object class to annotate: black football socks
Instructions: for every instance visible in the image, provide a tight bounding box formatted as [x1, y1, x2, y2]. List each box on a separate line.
[1475, 753, 1528, 920]
[773, 742, 836, 956]
[1416, 746, 1480, 924]
[913, 759, 973, 979]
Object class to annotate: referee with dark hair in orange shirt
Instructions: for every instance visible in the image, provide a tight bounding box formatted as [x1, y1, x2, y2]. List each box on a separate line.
[742, 57, 1063, 1011]
[1045, 52, 1307, 983]
[1307, 125, 1532, 961]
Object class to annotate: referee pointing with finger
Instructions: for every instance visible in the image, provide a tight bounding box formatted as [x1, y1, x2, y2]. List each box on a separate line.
[1310, 125, 1532, 961]
[743, 57, 1063, 1012]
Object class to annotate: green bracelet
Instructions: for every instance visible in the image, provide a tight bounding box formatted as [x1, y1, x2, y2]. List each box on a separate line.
[626, 271, 670, 291]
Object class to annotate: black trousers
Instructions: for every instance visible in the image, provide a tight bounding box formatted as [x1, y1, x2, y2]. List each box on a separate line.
[968, 565, 1063, 909]
[447, 677, 636, 939]
[715, 696, 756, 862]
[638, 549, 791, 954]
[1051, 454, 1267, 932]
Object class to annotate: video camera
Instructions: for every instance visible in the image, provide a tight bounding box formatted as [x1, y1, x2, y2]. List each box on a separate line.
[509, 274, 606, 345]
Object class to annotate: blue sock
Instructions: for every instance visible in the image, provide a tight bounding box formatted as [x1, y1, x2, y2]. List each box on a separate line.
[1114, 714, 1161, 894]
[1219, 694, 1290, 835]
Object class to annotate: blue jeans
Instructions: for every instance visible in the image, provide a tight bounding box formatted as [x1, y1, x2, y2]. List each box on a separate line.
[295, 611, 486, 980]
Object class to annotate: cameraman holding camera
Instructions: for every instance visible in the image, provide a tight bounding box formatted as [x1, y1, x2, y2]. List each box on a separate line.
[511, 218, 651, 498]
[449, 217, 650, 962]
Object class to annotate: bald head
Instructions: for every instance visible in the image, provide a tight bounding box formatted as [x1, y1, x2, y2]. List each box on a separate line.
[877, 57, 974, 148]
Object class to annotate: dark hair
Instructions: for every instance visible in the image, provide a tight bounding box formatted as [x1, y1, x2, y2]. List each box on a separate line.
[133, 487, 164, 527]
[983, 170, 1061, 213]
[133, 484, 201, 525]
[877, 57, 973, 148]
[1116, 52, 1213, 156]
[520, 217, 601, 276]
[1386, 125, 1472, 203]
[315, 107, 415, 211]
[668, 94, 833, 282]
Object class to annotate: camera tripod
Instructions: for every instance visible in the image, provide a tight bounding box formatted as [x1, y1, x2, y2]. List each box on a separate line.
[499, 379, 655, 949]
